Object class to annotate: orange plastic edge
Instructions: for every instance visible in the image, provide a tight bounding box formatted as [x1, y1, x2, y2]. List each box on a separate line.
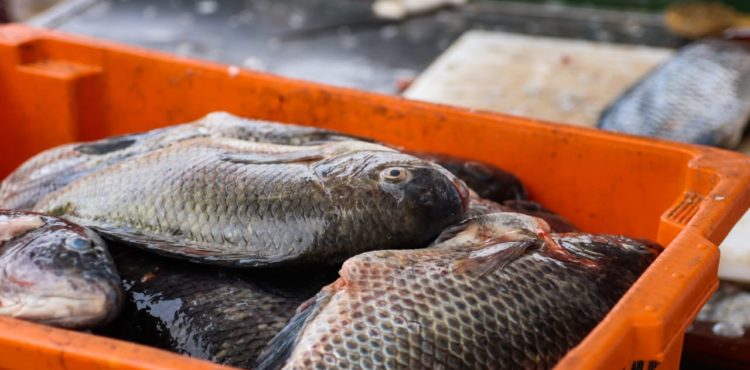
[0, 24, 748, 370]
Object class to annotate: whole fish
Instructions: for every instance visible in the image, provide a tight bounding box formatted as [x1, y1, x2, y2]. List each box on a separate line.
[406, 152, 527, 203]
[598, 39, 750, 148]
[0, 112, 356, 210]
[256, 213, 659, 370]
[100, 245, 333, 368]
[35, 138, 469, 267]
[0, 210, 122, 328]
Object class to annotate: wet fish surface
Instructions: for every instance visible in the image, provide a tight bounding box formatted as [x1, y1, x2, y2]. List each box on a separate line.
[256, 213, 660, 370]
[407, 152, 527, 203]
[598, 39, 750, 148]
[35, 138, 469, 267]
[0, 112, 356, 210]
[100, 246, 334, 368]
[0, 210, 122, 328]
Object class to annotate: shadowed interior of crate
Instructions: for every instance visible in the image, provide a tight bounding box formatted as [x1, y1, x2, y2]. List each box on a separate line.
[0, 35, 696, 245]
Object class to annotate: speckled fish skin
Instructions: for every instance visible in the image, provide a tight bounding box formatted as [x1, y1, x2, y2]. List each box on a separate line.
[0, 210, 122, 328]
[0, 112, 355, 210]
[101, 246, 332, 368]
[598, 39, 750, 148]
[35, 138, 469, 267]
[256, 213, 660, 370]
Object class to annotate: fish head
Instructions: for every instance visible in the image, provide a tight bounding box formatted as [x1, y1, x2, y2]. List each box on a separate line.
[0, 214, 122, 328]
[316, 151, 470, 245]
[431, 211, 551, 250]
[554, 234, 662, 274]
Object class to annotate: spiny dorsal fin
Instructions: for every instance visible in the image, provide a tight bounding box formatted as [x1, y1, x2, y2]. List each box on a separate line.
[254, 290, 330, 370]
[75, 134, 142, 155]
[454, 238, 542, 278]
[220, 151, 325, 165]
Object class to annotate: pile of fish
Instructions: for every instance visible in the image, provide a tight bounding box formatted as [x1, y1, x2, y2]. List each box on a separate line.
[0, 112, 661, 369]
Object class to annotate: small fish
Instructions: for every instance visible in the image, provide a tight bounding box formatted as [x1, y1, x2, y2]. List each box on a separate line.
[35, 138, 469, 267]
[0, 210, 122, 328]
[598, 39, 750, 148]
[407, 152, 527, 203]
[100, 246, 333, 368]
[0, 112, 355, 210]
[256, 213, 660, 370]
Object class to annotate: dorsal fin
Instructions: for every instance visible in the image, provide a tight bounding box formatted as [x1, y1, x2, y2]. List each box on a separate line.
[454, 238, 542, 278]
[255, 290, 330, 370]
[220, 151, 325, 165]
[75, 134, 141, 155]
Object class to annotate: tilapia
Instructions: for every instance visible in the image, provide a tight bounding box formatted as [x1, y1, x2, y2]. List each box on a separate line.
[598, 39, 750, 148]
[0, 112, 356, 210]
[100, 245, 333, 368]
[35, 138, 469, 267]
[257, 213, 659, 370]
[407, 152, 527, 203]
[0, 210, 122, 328]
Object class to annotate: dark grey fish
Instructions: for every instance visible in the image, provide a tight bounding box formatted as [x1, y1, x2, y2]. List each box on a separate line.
[0, 112, 355, 210]
[256, 213, 660, 370]
[0, 210, 122, 328]
[406, 152, 527, 203]
[35, 138, 469, 267]
[598, 39, 750, 148]
[99, 245, 333, 368]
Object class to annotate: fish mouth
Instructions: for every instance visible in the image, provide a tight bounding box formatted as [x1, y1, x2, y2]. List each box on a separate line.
[0, 278, 122, 328]
[432, 163, 471, 214]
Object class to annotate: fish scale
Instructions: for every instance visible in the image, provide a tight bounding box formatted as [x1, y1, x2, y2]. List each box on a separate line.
[0, 112, 358, 210]
[599, 39, 750, 148]
[103, 247, 326, 369]
[256, 213, 659, 370]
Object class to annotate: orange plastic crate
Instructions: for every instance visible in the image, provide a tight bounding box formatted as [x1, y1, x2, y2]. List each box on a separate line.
[1, 24, 749, 370]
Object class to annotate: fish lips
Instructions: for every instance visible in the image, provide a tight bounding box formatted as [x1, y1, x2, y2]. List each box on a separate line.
[0, 272, 123, 328]
[398, 167, 470, 223]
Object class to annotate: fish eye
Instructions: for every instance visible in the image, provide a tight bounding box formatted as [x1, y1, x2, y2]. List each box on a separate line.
[64, 237, 92, 251]
[380, 167, 411, 183]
